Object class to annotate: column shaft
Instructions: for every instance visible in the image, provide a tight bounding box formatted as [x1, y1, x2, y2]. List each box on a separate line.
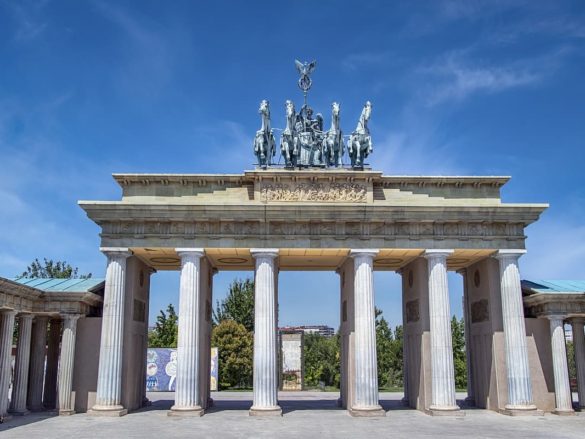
[572, 319, 585, 409]
[58, 315, 81, 415]
[27, 316, 49, 411]
[460, 270, 474, 403]
[425, 250, 458, 412]
[549, 317, 573, 414]
[91, 248, 131, 415]
[496, 250, 536, 411]
[10, 314, 33, 415]
[350, 249, 384, 416]
[0, 310, 16, 418]
[250, 249, 281, 416]
[43, 319, 62, 409]
[170, 249, 204, 416]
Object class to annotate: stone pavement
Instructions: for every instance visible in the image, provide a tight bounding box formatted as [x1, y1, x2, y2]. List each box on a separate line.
[1, 392, 584, 439]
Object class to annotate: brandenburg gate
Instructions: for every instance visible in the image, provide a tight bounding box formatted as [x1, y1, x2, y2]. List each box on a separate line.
[2, 60, 584, 420]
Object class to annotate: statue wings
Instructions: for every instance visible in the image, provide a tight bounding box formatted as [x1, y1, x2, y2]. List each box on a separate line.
[295, 59, 317, 76]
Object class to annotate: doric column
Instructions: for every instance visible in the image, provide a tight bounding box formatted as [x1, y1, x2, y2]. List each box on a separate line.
[250, 249, 281, 416]
[458, 269, 474, 404]
[349, 249, 384, 416]
[548, 316, 574, 415]
[43, 319, 62, 410]
[27, 315, 49, 411]
[424, 250, 459, 413]
[495, 250, 537, 412]
[10, 314, 34, 415]
[169, 248, 205, 417]
[0, 310, 17, 419]
[572, 318, 585, 409]
[58, 314, 82, 415]
[90, 247, 132, 416]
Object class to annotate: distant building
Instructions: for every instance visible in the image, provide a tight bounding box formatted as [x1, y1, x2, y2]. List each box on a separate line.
[279, 325, 335, 338]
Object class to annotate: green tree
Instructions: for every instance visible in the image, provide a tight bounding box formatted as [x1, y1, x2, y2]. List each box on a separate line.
[566, 340, 576, 390]
[148, 304, 178, 348]
[21, 258, 92, 279]
[212, 320, 253, 389]
[303, 333, 340, 388]
[451, 315, 467, 389]
[213, 278, 255, 331]
[376, 308, 395, 388]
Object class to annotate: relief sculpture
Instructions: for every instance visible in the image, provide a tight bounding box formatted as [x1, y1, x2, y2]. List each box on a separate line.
[260, 182, 366, 202]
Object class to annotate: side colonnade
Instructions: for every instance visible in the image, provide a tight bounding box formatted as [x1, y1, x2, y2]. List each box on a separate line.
[0, 311, 82, 420]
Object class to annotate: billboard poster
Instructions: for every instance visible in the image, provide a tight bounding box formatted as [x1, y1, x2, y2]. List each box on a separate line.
[146, 348, 218, 392]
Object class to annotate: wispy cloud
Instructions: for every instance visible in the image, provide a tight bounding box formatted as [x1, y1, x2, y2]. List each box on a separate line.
[2, 0, 50, 42]
[92, 0, 176, 99]
[419, 47, 570, 106]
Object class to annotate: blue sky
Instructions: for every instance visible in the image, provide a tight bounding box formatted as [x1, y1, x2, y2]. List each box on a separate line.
[1, 0, 584, 329]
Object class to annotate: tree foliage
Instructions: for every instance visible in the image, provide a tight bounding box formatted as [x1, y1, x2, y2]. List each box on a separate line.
[213, 278, 255, 332]
[212, 320, 253, 389]
[303, 333, 340, 388]
[375, 307, 404, 388]
[148, 304, 178, 348]
[451, 315, 467, 389]
[21, 258, 91, 279]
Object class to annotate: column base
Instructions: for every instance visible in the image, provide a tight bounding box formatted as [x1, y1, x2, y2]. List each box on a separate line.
[0, 414, 13, 423]
[249, 406, 282, 416]
[9, 409, 29, 416]
[349, 405, 386, 417]
[426, 406, 464, 417]
[59, 409, 75, 416]
[168, 405, 204, 417]
[88, 405, 128, 417]
[552, 408, 575, 416]
[499, 405, 543, 416]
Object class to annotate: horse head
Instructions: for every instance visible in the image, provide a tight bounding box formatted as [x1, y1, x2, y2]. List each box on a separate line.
[259, 99, 270, 117]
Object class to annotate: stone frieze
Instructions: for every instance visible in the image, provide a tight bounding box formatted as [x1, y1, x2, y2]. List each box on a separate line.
[260, 182, 367, 202]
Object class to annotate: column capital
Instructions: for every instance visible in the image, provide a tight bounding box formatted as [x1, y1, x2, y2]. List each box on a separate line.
[176, 248, 205, 257]
[0, 309, 17, 316]
[423, 249, 454, 260]
[456, 268, 467, 276]
[100, 247, 133, 258]
[18, 314, 34, 322]
[494, 249, 526, 261]
[546, 314, 567, 323]
[60, 313, 83, 323]
[250, 248, 279, 259]
[349, 249, 379, 259]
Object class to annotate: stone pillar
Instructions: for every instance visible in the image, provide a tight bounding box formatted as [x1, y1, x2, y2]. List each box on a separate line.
[10, 314, 33, 415]
[90, 247, 131, 416]
[169, 248, 205, 417]
[349, 249, 384, 416]
[548, 316, 574, 415]
[0, 310, 16, 419]
[27, 316, 49, 411]
[459, 269, 474, 405]
[43, 319, 62, 410]
[398, 268, 409, 406]
[572, 318, 585, 409]
[424, 250, 460, 415]
[58, 314, 81, 415]
[495, 250, 537, 414]
[250, 249, 281, 416]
